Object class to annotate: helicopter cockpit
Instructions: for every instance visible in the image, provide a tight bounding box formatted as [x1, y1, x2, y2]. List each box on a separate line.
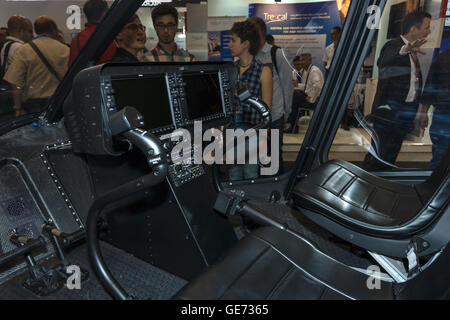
[0, 0, 448, 303]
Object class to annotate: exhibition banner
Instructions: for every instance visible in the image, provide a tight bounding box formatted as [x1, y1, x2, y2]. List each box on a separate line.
[248, 1, 341, 73]
[208, 30, 234, 62]
[208, 17, 246, 61]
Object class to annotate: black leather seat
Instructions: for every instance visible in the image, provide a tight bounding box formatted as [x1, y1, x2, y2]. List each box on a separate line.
[174, 227, 450, 300]
[291, 148, 450, 257]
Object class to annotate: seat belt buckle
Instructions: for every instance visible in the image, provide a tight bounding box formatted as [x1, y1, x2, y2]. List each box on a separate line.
[406, 243, 420, 278]
[406, 236, 429, 278]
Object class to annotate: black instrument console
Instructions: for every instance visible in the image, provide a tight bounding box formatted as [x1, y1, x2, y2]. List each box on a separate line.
[65, 62, 237, 156]
[64, 62, 240, 278]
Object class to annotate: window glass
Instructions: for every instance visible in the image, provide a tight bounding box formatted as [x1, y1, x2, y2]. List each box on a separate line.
[0, 1, 203, 125]
[329, 0, 449, 172]
[0, 0, 117, 122]
[4, 1, 446, 175]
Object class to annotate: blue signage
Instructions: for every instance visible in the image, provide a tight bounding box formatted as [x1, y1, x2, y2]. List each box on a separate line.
[249, 2, 341, 46]
[220, 31, 234, 62]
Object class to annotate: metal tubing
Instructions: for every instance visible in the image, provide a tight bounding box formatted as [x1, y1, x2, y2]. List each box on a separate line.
[87, 172, 166, 300]
[0, 237, 46, 267]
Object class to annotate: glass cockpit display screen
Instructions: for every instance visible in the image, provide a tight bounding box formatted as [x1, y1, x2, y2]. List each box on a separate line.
[111, 77, 173, 130]
[183, 73, 224, 120]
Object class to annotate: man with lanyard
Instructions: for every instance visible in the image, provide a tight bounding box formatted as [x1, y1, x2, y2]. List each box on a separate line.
[247, 17, 293, 175]
[0, 16, 33, 117]
[287, 53, 324, 132]
[4, 16, 69, 116]
[1, 16, 33, 74]
[144, 3, 195, 62]
[68, 0, 116, 66]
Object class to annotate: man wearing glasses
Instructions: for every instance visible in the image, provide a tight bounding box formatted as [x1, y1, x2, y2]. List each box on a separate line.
[144, 3, 195, 62]
[112, 15, 147, 62]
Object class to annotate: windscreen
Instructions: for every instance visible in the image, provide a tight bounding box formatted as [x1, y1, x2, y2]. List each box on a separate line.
[183, 73, 224, 120]
[111, 77, 173, 130]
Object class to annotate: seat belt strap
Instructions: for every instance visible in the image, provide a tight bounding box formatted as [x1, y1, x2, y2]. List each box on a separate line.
[406, 237, 430, 277]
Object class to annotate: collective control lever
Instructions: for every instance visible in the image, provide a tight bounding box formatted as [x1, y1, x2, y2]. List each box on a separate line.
[109, 107, 168, 175]
[87, 107, 171, 300]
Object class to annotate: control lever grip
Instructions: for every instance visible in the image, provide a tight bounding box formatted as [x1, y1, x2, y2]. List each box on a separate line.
[237, 87, 252, 102]
[214, 189, 247, 216]
[109, 107, 168, 175]
[123, 129, 168, 171]
[236, 88, 271, 129]
[109, 107, 145, 136]
[214, 190, 287, 230]
[247, 98, 271, 129]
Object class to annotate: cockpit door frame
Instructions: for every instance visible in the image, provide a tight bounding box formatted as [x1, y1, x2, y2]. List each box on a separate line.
[44, 0, 146, 123]
[283, 0, 387, 199]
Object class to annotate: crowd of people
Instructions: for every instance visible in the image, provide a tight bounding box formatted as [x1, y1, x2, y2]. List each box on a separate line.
[0, 0, 195, 120]
[0, 1, 447, 173]
[0, 0, 333, 132]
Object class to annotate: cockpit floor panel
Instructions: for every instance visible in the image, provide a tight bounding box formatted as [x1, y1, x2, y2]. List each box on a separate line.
[0, 240, 187, 300]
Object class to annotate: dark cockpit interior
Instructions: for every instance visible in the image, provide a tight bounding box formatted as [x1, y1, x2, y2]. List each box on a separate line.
[0, 0, 448, 304]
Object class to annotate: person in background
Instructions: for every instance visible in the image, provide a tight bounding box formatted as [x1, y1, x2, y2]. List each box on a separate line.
[363, 11, 431, 171]
[248, 17, 293, 175]
[111, 15, 147, 62]
[228, 20, 273, 180]
[0, 17, 33, 117]
[286, 53, 324, 132]
[144, 3, 195, 62]
[68, 0, 116, 66]
[0, 27, 8, 52]
[265, 34, 275, 46]
[4, 16, 69, 116]
[323, 26, 341, 77]
[57, 29, 70, 47]
[418, 48, 450, 170]
[0, 16, 33, 72]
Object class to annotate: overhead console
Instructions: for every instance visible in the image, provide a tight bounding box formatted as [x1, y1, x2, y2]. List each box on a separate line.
[64, 61, 237, 156]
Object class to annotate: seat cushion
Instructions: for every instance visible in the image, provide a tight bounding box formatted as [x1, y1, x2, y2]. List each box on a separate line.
[174, 227, 394, 300]
[292, 160, 426, 235]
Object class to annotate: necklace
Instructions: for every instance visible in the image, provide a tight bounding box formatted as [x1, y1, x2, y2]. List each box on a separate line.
[239, 60, 252, 68]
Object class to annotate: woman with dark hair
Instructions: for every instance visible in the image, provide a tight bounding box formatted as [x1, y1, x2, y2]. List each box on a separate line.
[111, 15, 147, 62]
[228, 20, 273, 180]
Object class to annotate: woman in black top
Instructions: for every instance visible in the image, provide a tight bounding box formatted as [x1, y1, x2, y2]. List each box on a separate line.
[111, 14, 147, 62]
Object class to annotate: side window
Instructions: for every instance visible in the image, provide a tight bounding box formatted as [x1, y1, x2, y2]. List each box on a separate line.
[0, 2, 114, 121]
[329, 3, 449, 172]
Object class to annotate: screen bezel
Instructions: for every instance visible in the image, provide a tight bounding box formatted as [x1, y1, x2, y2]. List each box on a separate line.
[107, 74, 176, 133]
[182, 71, 227, 122]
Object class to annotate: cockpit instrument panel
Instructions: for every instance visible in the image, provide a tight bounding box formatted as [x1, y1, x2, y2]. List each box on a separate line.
[110, 76, 174, 133]
[65, 62, 237, 156]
